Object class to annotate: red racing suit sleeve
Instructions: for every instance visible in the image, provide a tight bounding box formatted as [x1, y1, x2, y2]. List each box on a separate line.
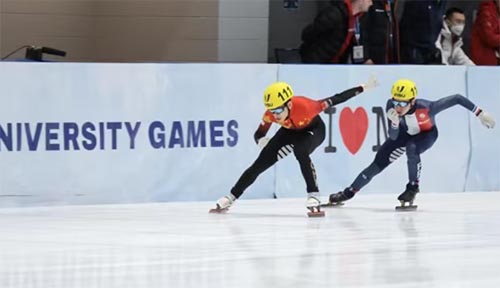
[253, 111, 273, 143]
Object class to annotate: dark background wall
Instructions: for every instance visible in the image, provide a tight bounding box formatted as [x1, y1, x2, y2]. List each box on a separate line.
[0, 0, 269, 62]
[267, 0, 322, 63]
[0, 0, 483, 63]
[268, 0, 482, 63]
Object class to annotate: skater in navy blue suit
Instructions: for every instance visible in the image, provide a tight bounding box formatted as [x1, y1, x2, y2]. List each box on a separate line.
[327, 79, 496, 209]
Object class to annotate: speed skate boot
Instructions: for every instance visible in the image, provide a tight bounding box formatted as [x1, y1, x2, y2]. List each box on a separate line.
[322, 187, 355, 207]
[209, 194, 236, 213]
[395, 182, 419, 211]
[306, 192, 325, 217]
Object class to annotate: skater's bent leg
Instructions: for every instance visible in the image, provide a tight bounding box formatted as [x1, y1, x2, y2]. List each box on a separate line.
[293, 122, 325, 193]
[294, 147, 319, 193]
[230, 128, 294, 198]
[328, 139, 404, 204]
[329, 161, 386, 204]
[406, 142, 421, 184]
[349, 140, 405, 191]
[230, 151, 278, 199]
[306, 117, 326, 154]
[405, 129, 437, 184]
[350, 162, 383, 191]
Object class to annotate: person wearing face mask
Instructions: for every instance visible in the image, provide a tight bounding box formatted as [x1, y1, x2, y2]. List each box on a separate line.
[435, 7, 475, 65]
[210, 76, 378, 217]
[325, 79, 495, 210]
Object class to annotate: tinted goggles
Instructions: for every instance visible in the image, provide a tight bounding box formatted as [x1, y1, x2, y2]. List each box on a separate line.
[269, 106, 286, 115]
[392, 100, 412, 108]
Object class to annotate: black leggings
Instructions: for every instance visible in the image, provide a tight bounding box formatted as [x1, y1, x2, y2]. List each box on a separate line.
[231, 116, 326, 198]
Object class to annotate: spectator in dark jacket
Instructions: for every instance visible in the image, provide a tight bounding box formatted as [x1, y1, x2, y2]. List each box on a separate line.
[359, 0, 399, 64]
[398, 0, 447, 64]
[470, 0, 500, 65]
[299, 0, 373, 64]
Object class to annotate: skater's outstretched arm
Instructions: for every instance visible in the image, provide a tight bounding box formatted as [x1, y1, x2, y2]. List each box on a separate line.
[431, 94, 496, 128]
[430, 94, 478, 115]
[320, 86, 364, 107]
[320, 75, 378, 108]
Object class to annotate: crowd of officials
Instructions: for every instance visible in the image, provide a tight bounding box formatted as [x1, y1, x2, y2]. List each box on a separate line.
[299, 0, 500, 65]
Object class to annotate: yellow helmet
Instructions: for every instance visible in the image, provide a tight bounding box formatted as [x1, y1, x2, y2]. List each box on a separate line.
[263, 82, 294, 110]
[391, 79, 417, 101]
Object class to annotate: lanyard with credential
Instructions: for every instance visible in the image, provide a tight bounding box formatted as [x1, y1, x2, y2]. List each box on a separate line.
[351, 16, 364, 63]
[354, 18, 361, 45]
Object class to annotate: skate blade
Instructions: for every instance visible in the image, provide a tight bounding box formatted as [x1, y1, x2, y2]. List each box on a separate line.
[320, 202, 344, 208]
[307, 211, 325, 217]
[395, 205, 418, 211]
[209, 208, 228, 214]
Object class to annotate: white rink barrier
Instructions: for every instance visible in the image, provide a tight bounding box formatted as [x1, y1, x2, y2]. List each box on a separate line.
[0, 63, 498, 206]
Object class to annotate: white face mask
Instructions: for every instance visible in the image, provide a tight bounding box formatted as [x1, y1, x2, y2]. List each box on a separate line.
[450, 24, 465, 36]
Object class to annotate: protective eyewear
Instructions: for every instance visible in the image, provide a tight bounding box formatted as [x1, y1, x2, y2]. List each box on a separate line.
[269, 106, 286, 115]
[392, 100, 411, 108]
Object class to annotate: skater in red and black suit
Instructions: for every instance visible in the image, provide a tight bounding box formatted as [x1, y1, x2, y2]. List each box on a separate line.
[210, 76, 378, 216]
[327, 79, 496, 210]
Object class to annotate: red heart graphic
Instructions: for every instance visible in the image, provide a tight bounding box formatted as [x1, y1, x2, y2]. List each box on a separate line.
[339, 107, 368, 155]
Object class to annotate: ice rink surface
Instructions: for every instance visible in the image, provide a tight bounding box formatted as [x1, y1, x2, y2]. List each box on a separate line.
[1, 192, 500, 288]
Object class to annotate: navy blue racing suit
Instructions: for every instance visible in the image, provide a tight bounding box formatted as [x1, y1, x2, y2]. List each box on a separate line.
[349, 94, 481, 191]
